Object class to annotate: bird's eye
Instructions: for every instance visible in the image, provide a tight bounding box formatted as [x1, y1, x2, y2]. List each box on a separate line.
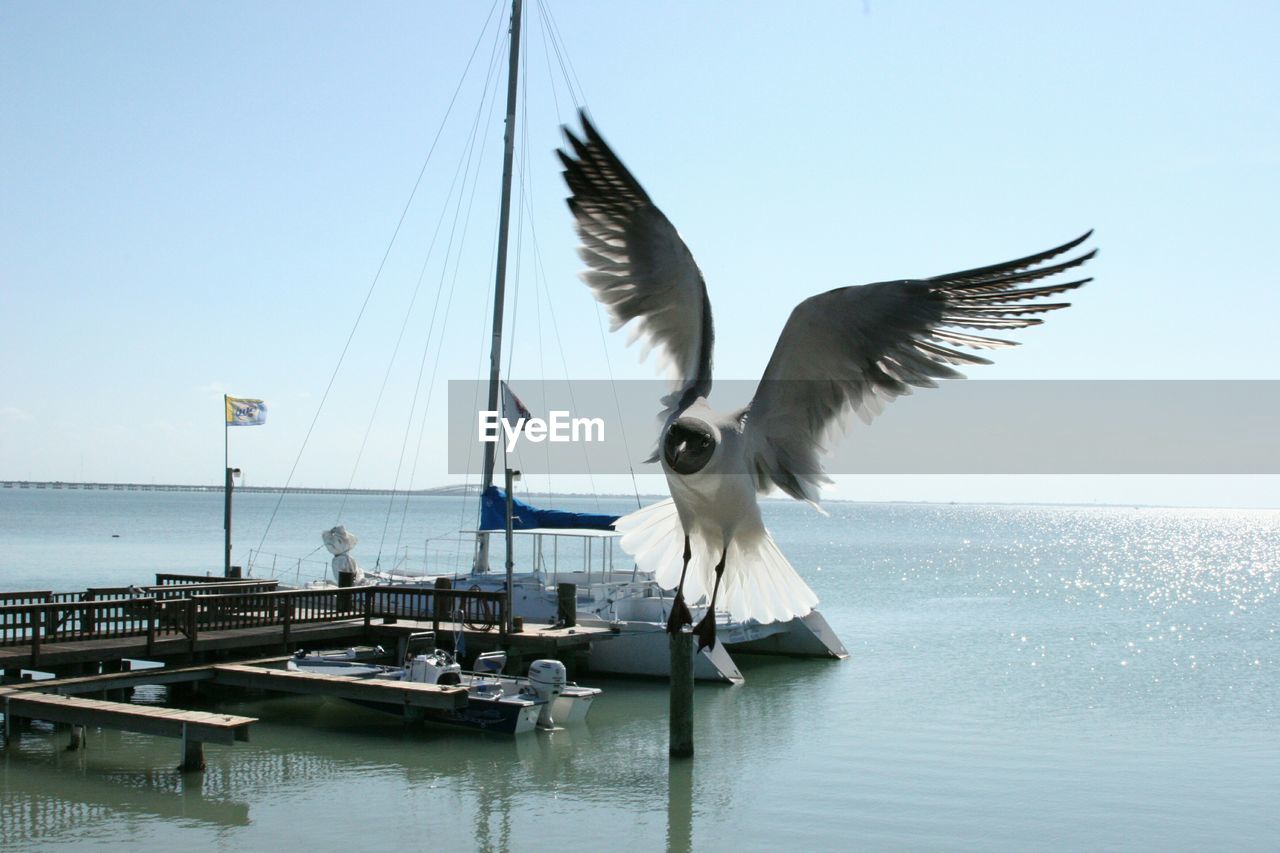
[700, 437, 710, 448]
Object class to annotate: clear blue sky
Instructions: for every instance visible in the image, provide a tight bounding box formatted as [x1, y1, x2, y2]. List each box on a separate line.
[2, 1, 1277, 506]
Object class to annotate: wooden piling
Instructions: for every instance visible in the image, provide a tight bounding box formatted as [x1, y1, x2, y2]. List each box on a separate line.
[179, 724, 205, 772]
[101, 659, 132, 701]
[336, 571, 353, 611]
[432, 577, 452, 634]
[669, 631, 694, 758]
[667, 751, 694, 849]
[557, 583, 576, 628]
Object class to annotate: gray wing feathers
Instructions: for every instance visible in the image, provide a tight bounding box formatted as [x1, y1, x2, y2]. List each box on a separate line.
[559, 114, 714, 408]
[744, 232, 1096, 503]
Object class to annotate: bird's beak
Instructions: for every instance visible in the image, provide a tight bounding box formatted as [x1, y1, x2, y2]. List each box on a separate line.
[667, 440, 687, 467]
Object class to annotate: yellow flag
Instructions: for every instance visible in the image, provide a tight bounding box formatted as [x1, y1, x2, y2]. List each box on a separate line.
[226, 396, 267, 426]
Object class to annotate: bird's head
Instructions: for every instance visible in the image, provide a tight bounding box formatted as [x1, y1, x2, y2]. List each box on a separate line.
[663, 417, 717, 475]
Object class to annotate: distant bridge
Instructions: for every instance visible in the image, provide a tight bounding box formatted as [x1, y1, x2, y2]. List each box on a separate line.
[0, 480, 477, 497]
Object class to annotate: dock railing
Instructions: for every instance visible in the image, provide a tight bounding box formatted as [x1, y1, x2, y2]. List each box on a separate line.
[154, 573, 272, 586]
[0, 584, 508, 666]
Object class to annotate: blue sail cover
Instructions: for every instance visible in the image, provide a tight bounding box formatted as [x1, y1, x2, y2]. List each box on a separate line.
[479, 486, 618, 532]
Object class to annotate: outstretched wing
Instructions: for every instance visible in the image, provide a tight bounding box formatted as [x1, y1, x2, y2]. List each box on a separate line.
[743, 232, 1096, 503]
[559, 112, 713, 416]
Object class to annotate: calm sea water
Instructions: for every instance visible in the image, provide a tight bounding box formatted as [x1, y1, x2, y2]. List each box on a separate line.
[2, 488, 1278, 851]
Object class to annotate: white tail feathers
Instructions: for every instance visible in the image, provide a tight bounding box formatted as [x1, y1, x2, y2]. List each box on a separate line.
[616, 499, 818, 624]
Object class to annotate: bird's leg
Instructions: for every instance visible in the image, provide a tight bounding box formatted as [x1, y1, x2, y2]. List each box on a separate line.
[692, 549, 727, 652]
[665, 535, 694, 634]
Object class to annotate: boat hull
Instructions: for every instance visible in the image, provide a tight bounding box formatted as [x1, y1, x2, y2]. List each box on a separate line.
[578, 619, 744, 684]
[414, 697, 541, 735]
[355, 569, 847, 682]
[721, 610, 849, 659]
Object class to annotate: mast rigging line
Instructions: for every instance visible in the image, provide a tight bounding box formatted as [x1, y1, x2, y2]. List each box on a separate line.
[385, 31, 513, 568]
[536, 0, 589, 110]
[534, 0, 642, 508]
[335, 33, 502, 524]
[247, 0, 505, 574]
[503, 1, 643, 509]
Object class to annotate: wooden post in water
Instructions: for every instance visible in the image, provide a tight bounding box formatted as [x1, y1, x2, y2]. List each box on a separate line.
[669, 630, 694, 758]
[667, 750, 694, 849]
[557, 583, 576, 628]
[179, 724, 205, 772]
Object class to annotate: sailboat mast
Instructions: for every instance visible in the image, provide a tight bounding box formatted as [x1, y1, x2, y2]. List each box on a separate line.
[476, 0, 523, 572]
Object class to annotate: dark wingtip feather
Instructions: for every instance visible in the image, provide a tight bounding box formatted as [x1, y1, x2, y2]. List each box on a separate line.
[931, 231, 1098, 287]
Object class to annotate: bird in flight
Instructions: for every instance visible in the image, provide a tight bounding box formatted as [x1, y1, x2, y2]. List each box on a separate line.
[558, 113, 1095, 651]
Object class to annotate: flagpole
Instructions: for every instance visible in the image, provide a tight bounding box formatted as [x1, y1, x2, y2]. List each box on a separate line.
[224, 395, 231, 576]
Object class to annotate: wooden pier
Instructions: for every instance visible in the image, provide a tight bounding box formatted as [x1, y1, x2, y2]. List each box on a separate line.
[0, 575, 613, 771]
[0, 686, 256, 770]
[1, 657, 472, 770]
[0, 575, 609, 677]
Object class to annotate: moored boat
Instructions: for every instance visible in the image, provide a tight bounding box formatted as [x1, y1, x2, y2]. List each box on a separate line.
[288, 648, 600, 735]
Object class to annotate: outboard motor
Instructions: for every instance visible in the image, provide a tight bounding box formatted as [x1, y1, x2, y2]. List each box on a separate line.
[527, 659, 567, 729]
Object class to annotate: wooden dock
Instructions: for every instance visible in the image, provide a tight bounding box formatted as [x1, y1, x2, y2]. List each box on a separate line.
[1, 578, 612, 677]
[0, 578, 616, 768]
[0, 576, 615, 772]
[0, 657, 471, 770]
[205, 663, 468, 710]
[0, 687, 255, 745]
[4, 660, 469, 712]
[0, 683, 256, 771]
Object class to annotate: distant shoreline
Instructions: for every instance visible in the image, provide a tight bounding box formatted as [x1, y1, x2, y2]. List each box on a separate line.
[0, 479, 660, 499]
[3, 479, 1277, 511]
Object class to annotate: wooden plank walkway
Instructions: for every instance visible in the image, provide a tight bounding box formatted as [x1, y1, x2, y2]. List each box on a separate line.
[0, 687, 255, 745]
[0, 656, 464, 771]
[0, 618, 614, 673]
[208, 663, 468, 710]
[0, 619, 375, 670]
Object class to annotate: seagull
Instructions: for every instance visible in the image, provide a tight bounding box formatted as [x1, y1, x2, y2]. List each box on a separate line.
[558, 114, 1095, 651]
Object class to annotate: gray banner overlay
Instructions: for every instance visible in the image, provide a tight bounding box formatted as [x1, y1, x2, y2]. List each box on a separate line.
[447, 380, 1280, 476]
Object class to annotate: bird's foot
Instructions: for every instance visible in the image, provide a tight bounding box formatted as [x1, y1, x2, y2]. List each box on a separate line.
[692, 611, 717, 652]
[665, 594, 693, 634]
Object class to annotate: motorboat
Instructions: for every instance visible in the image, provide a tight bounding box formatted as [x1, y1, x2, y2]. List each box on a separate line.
[287, 648, 600, 735]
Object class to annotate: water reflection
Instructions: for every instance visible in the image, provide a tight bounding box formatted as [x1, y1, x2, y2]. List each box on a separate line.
[0, 656, 839, 848]
[667, 757, 693, 853]
[2, 737, 251, 842]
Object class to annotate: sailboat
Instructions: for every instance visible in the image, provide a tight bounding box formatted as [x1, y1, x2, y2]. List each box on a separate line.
[278, 0, 847, 682]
